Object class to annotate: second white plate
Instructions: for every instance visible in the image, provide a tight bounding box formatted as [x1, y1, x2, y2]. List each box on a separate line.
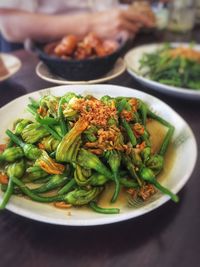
[124, 43, 200, 100]
[0, 53, 21, 82]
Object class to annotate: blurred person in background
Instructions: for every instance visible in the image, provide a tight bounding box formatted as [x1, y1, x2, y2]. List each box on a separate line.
[0, 0, 155, 52]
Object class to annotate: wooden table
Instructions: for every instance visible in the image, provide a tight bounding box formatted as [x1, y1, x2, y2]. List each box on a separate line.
[0, 29, 200, 267]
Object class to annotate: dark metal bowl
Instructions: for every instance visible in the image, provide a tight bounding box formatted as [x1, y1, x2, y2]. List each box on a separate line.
[34, 39, 127, 81]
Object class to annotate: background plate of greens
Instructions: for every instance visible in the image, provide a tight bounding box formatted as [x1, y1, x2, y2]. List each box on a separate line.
[0, 85, 197, 225]
[125, 43, 200, 100]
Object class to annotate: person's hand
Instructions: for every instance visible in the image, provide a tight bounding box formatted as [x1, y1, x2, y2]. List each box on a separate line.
[90, 8, 155, 39]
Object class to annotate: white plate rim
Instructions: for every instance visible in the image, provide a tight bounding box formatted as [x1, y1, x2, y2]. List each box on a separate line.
[35, 58, 126, 85]
[0, 84, 197, 226]
[0, 53, 21, 82]
[124, 43, 200, 98]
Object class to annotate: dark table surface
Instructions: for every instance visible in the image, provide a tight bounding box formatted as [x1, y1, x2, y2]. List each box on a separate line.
[0, 28, 200, 267]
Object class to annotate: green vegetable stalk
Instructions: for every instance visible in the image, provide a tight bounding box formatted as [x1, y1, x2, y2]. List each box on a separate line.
[31, 174, 68, 193]
[0, 159, 26, 209]
[105, 150, 121, 203]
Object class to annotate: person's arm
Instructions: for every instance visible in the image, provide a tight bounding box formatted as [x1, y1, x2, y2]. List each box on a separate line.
[0, 8, 155, 43]
[0, 9, 91, 42]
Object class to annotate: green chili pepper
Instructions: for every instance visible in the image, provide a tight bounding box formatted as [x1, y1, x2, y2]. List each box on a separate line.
[139, 167, 179, 202]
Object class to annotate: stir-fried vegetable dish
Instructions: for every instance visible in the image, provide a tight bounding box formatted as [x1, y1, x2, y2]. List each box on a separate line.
[139, 44, 200, 90]
[0, 92, 179, 214]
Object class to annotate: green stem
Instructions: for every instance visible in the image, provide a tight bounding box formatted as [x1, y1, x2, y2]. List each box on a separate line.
[11, 176, 64, 203]
[0, 178, 14, 209]
[89, 201, 120, 214]
[159, 126, 174, 156]
[153, 180, 179, 203]
[58, 178, 76, 195]
[58, 98, 68, 136]
[35, 116, 62, 141]
[121, 118, 137, 147]
[6, 129, 25, 148]
[111, 173, 120, 203]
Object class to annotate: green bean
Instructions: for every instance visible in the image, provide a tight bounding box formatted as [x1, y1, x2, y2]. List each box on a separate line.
[159, 126, 174, 156]
[29, 97, 39, 108]
[122, 154, 142, 186]
[139, 167, 179, 202]
[121, 118, 137, 147]
[105, 150, 121, 203]
[0, 178, 13, 209]
[27, 104, 37, 115]
[11, 176, 65, 203]
[58, 97, 68, 136]
[89, 202, 120, 214]
[58, 178, 76, 195]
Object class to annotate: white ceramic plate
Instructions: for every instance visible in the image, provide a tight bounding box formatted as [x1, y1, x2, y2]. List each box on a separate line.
[0, 53, 21, 82]
[36, 58, 126, 85]
[0, 85, 197, 226]
[124, 43, 200, 100]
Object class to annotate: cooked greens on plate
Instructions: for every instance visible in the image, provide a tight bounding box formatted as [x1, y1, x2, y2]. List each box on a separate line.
[0, 92, 178, 215]
[139, 44, 200, 90]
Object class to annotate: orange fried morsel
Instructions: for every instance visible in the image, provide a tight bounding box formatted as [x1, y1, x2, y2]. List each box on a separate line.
[83, 33, 101, 48]
[74, 46, 90, 60]
[54, 35, 78, 56]
[133, 123, 145, 137]
[0, 144, 7, 153]
[54, 202, 72, 209]
[0, 173, 9, 185]
[138, 184, 156, 200]
[94, 44, 107, 57]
